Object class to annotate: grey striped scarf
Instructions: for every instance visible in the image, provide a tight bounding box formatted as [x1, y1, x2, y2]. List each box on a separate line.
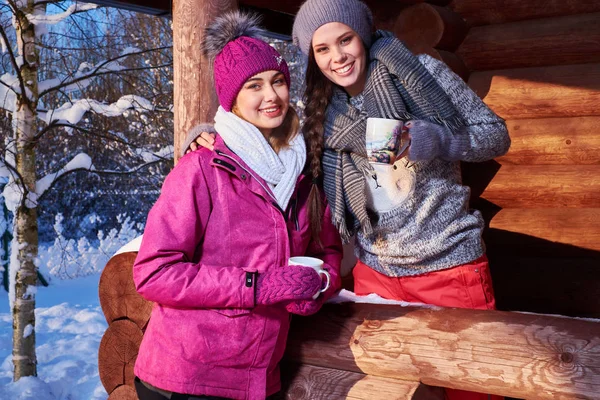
[322, 31, 465, 243]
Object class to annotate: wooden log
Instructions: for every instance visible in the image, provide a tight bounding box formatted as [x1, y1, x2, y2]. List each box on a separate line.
[449, 0, 600, 27]
[469, 63, 600, 120]
[281, 362, 426, 399]
[285, 303, 600, 399]
[479, 165, 600, 208]
[243, 0, 453, 17]
[497, 117, 600, 165]
[98, 319, 143, 395]
[108, 384, 138, 400]
[438, 50, 470, 81]
[457, 13, 600, 71]
[393, 3, 468, 52]
[99, 252, 153, 330]
[173, 0, 232, 163]
[489, 256, 600, 318]
[488, 208, 600, 252]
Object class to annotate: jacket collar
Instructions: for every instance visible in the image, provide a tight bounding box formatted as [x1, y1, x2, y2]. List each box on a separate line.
[210, 135, 307, 204]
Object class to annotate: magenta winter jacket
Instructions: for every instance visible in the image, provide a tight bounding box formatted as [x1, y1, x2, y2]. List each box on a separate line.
[133, 136, 342, 400]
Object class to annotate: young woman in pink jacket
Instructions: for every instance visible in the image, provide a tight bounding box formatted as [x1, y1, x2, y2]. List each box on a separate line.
[132, 12, 342, 400]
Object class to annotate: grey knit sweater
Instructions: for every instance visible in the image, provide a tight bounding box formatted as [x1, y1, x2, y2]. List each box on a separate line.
[353, 54, 510, 277]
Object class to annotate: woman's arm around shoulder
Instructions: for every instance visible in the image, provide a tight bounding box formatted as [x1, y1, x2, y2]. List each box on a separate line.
[417, 54, 511, 162]
[133, 153, 255, 310]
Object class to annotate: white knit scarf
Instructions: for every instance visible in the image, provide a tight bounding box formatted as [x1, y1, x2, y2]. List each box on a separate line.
[214, 106, 306, 210]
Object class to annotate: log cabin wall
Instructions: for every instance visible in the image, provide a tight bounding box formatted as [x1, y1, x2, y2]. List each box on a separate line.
[448, 0, 600, 318]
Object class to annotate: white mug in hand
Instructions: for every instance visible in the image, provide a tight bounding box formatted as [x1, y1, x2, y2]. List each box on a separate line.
[366, 117, 408, 164]
[288, 256, 331, 299]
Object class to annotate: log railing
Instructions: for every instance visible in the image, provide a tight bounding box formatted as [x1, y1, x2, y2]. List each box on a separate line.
[284, 302, 600, 400]
[98, 253, 600, 399]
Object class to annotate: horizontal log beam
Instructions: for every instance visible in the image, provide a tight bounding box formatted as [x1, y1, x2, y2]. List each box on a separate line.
[479, 165, 600, 208]
[281, 363, 425, 399]
[449, 0, 600, 27]
[497, 117, 600, 165]
[469, 63, 600, 119]
[488, 208, 600, 252]
[457, 13, 600, 70]
[285, 303, 600, 399]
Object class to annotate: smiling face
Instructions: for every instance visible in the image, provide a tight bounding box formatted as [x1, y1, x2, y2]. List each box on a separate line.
[311, 22, 368, 97]
[233, 70, 290, 138]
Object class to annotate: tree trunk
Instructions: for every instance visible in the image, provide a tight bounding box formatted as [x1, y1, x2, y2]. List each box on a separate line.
[11, 0, 40, 381]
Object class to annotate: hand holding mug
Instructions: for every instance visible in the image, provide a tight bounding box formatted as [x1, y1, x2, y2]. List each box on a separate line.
[288, 256, 331, 299]
[366, 118, 411, 164]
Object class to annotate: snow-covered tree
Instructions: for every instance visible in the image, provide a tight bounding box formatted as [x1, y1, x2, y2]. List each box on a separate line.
[0, 0, 173, 380]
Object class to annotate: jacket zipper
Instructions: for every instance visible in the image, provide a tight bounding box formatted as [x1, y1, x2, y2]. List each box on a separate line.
[214, 149, 295, 226]
[290, 197, 299, 231]
[215, 150, 278, 204]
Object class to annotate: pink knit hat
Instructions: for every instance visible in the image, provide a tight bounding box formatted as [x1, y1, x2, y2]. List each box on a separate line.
[203, 11, 291, 112]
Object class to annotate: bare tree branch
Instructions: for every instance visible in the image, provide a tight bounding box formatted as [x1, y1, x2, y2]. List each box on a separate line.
[36, 157, 167, 202]
[0, 20, 27, 104]
[38, 46, 172, 97]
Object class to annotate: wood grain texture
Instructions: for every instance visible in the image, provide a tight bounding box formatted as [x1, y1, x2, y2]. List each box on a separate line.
[498, 117, 600, 165]
[469, 63, 600, 120]
[449, 0, 600, 27]
[281, 363, 424, 399]
[98, 319, 143, 395]
[285, 303, 600, 399]
[488, 208, 600, 251]
[457, 13, 600, 70]
[393, 3, 468, 52]
[99, 252, 152, 330]
[107, 384, 138, 400]
[480, 165, 600, 208]
[173, 0, 231, 162]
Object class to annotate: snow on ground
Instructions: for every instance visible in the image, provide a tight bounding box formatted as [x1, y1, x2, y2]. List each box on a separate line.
[0, 274, 109, 400]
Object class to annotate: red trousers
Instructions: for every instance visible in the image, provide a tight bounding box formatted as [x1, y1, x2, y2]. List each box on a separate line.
[353, 255, 502, 400]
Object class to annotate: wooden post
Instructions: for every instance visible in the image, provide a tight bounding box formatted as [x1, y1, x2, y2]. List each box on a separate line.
[172, 0, 237, 163]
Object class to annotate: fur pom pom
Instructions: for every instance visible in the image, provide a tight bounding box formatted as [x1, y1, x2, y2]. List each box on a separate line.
[202, 11, 265, 59]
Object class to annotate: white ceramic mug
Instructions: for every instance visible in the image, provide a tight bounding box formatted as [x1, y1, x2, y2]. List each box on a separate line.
[365, 117, 408, 163]
[288, 256, 331, 299]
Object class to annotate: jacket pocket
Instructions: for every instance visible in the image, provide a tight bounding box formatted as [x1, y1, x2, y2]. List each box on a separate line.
[213, 308, 252, 318]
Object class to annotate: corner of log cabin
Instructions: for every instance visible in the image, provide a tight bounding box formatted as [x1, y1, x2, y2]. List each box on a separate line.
[454, 0, 600, 321]
[92, 0, 600, 398]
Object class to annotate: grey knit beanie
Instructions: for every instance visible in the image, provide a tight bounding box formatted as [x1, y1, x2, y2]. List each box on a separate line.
[292, 0, 374, 56]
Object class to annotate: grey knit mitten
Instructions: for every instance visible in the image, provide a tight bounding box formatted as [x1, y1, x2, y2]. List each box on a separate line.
[180, 123, 217, 158]
[406, 120, 470, 162]
[255, 265, 322, 306]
